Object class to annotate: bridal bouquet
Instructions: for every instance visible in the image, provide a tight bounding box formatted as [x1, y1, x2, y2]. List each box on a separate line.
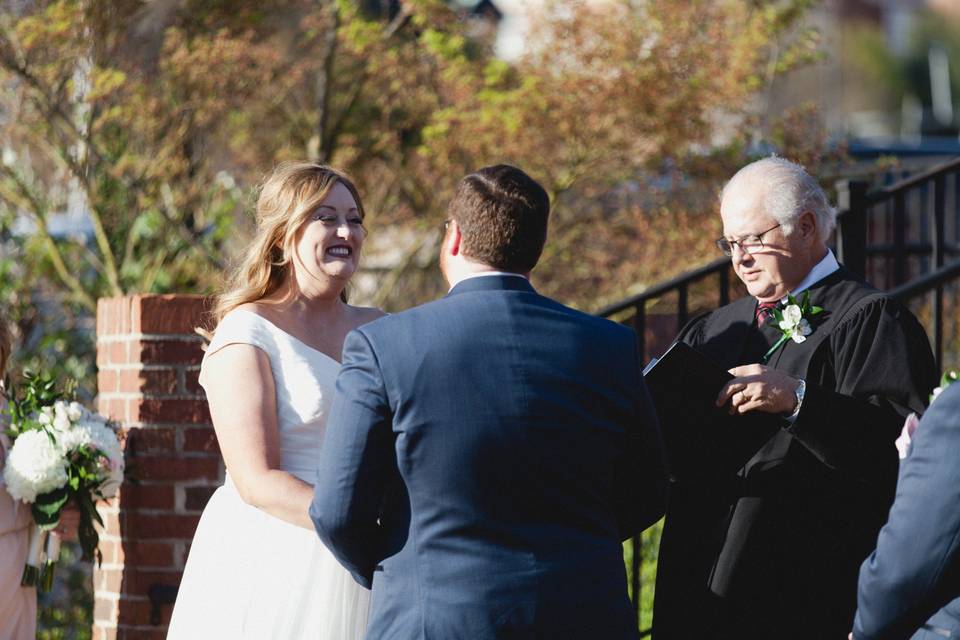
[2, 372, 124, 590]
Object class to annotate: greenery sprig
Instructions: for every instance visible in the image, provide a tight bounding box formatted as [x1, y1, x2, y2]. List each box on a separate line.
[6, 372, 65, 440]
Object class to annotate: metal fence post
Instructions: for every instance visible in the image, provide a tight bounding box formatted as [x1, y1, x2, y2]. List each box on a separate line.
[835, 180, 870, 278]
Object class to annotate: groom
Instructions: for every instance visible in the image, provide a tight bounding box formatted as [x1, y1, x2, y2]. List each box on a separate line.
[311, 164, 665, 639]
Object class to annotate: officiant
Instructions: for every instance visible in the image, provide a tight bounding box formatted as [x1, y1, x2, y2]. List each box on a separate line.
[651, 157, 937, 640]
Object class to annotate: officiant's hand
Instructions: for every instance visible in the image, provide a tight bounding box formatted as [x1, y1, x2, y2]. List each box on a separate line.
[717, 364, 800, 415]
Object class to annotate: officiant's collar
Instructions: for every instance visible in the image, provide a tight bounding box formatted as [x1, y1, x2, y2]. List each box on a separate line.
[779, 249, 839, 303]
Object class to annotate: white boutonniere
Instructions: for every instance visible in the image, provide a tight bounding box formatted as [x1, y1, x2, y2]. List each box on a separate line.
[761, 291, 823, 364]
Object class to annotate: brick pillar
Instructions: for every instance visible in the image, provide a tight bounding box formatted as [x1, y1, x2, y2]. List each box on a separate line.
[93, 295, 220, 640]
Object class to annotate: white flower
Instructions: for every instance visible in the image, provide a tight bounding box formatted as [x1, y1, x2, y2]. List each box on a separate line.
[782, 305, 802, 325]
[779, 308, 812, 343]
[67, 402, 84, 422]
[47, 411, 124, 497]
[52, 401, 73, 432]
[56, 421, 92, 456]
[37, 407, 54, 426]
[77, 417, 124, 497]
[2, 430, 68, 502]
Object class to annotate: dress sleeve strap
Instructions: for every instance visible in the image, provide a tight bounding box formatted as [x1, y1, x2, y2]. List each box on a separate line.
[204, 310, 271, 360]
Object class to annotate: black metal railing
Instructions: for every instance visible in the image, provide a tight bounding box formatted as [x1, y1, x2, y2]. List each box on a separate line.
[600, 155, 960, 632]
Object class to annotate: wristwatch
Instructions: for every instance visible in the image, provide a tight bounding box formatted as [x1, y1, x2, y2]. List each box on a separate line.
[788, 378, 806, 420]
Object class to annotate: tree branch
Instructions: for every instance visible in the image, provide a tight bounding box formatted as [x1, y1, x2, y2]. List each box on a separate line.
[371, 230, 437, 308]
[0, 169, 97, 311]
[316, 2, 340, 162]
[322, 2, 412, 160]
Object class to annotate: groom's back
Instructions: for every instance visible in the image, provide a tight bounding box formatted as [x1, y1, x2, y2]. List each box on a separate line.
[361, 276, 651, 639]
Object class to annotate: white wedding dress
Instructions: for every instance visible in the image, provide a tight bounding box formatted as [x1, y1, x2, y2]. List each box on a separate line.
[167, 309, 370, 639]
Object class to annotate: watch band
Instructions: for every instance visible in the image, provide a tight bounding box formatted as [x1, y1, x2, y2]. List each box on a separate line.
[789, 378, 806, 419]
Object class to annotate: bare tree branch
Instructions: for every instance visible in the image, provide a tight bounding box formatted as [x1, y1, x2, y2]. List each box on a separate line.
[315, 2, 340, 162]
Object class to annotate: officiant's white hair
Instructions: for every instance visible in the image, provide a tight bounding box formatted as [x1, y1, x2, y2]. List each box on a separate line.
[722, 156, 836, 243]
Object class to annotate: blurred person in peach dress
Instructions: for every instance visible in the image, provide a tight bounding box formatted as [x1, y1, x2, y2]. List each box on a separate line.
[0, 312, 35, 640]
[0, 312, 79, 639]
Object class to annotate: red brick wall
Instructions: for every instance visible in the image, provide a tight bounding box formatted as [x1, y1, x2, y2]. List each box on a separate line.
[93, 295, 220, 640]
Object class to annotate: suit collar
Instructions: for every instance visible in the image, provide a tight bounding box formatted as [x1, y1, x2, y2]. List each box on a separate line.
[446, 274, 535, 297]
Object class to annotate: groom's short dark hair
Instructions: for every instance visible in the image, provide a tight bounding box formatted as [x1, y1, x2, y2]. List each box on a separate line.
[448, 164, 550, 273]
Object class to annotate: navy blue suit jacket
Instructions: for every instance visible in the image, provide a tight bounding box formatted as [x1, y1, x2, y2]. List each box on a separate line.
[311, 275, 665, 639]
[854, 382, 960, 640]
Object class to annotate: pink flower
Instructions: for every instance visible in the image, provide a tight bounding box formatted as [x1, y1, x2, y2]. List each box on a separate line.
[895, 412, 921, 460]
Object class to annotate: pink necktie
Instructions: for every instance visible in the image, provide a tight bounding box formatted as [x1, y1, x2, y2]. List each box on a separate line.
[756, 301, 778, 327]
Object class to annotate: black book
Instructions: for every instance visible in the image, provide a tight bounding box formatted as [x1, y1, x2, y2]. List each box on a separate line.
[643, 341, 780, 482]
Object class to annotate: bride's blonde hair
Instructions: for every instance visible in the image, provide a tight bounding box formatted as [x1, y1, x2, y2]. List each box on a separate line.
[212, 162, 366, 325]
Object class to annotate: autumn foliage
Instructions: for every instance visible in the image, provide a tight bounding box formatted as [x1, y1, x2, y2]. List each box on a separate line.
[0, 0, 832, 355]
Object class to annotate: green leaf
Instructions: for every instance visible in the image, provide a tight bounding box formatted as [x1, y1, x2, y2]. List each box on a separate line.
[810, 306, 824, 315]
[32, 487, 70, 528]
[76, 493, 102, 563]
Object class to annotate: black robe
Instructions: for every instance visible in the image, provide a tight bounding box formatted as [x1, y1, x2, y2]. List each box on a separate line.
[652, 266, 937, 640]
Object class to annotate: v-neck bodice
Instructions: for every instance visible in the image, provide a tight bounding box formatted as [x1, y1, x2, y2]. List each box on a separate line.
[200, 309, 341, 482]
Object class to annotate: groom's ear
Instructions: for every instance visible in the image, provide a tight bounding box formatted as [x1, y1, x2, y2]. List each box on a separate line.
[448, 219, 462, 257]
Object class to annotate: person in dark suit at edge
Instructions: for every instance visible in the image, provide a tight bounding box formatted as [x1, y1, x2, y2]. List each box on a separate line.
[853, 381, 960, 640]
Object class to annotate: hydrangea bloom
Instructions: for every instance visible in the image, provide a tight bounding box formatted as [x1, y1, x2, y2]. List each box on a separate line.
[3, 429, 68, 502]
[4, 402, 124, 502]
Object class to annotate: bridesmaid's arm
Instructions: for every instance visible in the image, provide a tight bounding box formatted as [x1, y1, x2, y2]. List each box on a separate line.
[202, 344, 315, 530]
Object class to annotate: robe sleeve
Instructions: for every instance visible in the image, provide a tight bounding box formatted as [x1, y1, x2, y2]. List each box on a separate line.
[677, 311, 710, 349]
[784, 296, 936, 483]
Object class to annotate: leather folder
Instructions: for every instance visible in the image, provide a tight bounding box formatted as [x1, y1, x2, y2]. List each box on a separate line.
[643, 341, 780, 482]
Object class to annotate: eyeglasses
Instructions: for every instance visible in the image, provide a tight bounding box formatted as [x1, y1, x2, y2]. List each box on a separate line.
[715, 223, 781, 257]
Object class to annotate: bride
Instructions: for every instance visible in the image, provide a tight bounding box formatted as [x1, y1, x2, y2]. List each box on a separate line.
[167, 162, 383, 639]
